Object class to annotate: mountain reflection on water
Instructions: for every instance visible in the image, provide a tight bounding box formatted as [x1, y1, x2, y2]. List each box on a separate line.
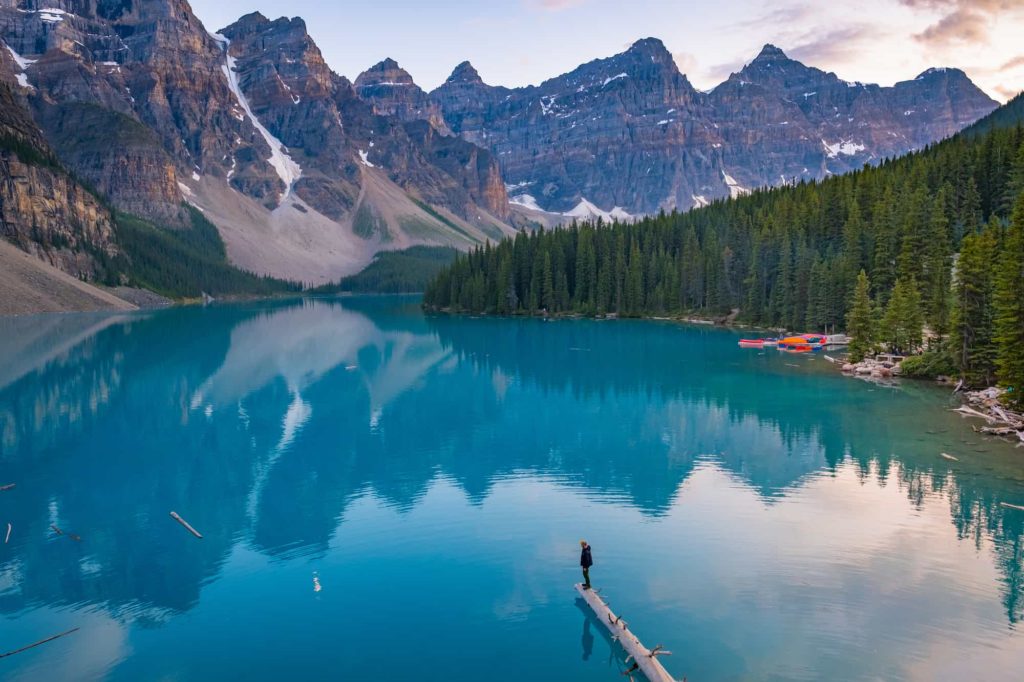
[0, 296, 1021, 681]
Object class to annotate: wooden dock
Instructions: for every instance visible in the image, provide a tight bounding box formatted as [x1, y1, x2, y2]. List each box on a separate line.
[574, 583, 678, 682]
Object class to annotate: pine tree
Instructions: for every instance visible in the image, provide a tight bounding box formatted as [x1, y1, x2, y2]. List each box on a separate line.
[922, 191, 952, 343]
[846, 270, 874, 362]
[880, 278, 923, 355]
[953, 224, 999, 385]
[994, 192, 1024, 406]
[541, 250, 554, 312]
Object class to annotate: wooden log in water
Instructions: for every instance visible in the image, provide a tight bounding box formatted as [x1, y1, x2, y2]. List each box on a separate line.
[1001, 502, 1024, 511]
[574, 584, 677, 682]
[5, 523, 10, 544]
[0, 627, 79, 659]
[940, 453, 958, 461]
[0, 483, 14, 492]
[170, 511, 203, 539]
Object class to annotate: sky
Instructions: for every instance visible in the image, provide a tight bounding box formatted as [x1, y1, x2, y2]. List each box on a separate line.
[189, 0, 1024, 102]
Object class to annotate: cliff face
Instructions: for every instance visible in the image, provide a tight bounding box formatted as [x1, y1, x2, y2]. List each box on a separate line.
[425, 41, 999, 215]
[354, 58, 450, 135]
[0, 2, 515, 284]
[218, 12, 509, 223]
[0, 80, 116, 278]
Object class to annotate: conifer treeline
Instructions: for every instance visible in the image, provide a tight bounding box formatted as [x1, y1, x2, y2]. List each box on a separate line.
[424, 96, 1024, 394]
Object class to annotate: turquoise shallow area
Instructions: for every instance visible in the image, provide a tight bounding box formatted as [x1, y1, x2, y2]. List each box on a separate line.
[0, 296, 1022, 681]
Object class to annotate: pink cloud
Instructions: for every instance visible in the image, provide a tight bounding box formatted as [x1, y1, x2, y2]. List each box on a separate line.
[529, 0, 587, 10]
[900, 0, 1022, 46]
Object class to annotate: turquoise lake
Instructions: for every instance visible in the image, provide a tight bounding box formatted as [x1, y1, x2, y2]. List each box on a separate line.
[1, 296, 1023, 681]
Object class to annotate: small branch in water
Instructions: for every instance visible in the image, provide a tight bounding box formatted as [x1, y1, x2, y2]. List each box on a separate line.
[50, 525, 81, 541]
[170, 511, 203, 539]
[0, 483, 15, 492]
[0, 628, 79, 659]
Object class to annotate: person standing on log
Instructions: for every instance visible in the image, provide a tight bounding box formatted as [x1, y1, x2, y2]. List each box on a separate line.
[580, 539, 593, 589]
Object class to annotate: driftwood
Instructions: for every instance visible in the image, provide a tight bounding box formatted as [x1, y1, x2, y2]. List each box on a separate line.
[1000, 502, 1024, 511]
[575, 584, 677, 682]
[4, 523, 10, 544]
[0, 483, 14, 492]
[0, 628, 79, 659]
[170, 511, 203, 539]
[940, 453, 959, 462]
[50, 525, 81, 542]
[953, 406, 1000, 423]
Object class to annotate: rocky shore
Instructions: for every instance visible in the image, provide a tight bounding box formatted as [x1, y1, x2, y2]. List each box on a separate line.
[837, 353, 1023, 445]
[953, 387, 1024, 445]
[840, 357, 902, 381]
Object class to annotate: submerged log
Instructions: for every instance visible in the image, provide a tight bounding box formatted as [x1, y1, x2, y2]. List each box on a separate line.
[0, 628, 79, 659]
[1000, 502, 1024, 511]
[170, 511, 203, 539]
[5, 523, 10, 544]
[0, 483, 15, 492]
[574, 584, 678, 682]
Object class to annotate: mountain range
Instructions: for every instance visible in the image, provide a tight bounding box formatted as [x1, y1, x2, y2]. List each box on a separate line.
[0, 0, 1002, 293]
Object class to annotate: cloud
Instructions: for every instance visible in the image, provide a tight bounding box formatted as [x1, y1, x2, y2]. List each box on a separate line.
[916, 8, 989, 44]
[788, 25, 879, 67]
[1000, 55, 1024, 71]
[995, 84, 1022, 100]
[900, 0, 1021, 46]
[673, 51, 699, 76]
[527, 0, 587, 10]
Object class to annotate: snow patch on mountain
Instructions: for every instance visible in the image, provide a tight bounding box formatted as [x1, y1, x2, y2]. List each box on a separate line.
[211, 32, 302, 197]
[722, 171, 749, 199]
[601, 73, 628, 88]
[565, 197, 633, 222]
[822, 139, 866, 158]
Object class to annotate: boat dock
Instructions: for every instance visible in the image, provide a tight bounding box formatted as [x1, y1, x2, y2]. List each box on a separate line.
[574, 583, 678, 682]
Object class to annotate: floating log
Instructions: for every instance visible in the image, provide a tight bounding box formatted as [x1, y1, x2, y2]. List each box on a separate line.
[574, 584, 678, 682]
[0, 627, 79, 659]
[4, 523, 10, 544]
[50, 524, 80, 541]
[0, 483, 14, 492]
[940, 453, 959, 462]
[1001, 502, 1024, 511]
[170, 511, 203, 539]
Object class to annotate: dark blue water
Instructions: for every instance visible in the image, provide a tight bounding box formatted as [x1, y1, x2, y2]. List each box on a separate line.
[0, 296, 1022, 681]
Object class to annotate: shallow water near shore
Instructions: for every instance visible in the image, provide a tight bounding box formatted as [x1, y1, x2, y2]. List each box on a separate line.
[1, 296, 1022, 681]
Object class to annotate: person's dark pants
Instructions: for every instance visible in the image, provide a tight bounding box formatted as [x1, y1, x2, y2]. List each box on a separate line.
[582, 567, 590, 588]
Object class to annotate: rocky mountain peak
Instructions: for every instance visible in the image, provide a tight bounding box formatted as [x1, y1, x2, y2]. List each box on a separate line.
[626, 37, 673, 64]
[355, 58, 416, 88]
[752, 43, 788, 62]
[353, 57, 452, 133]
[914, 66, 967, 82]
[445, 60, 483, 85]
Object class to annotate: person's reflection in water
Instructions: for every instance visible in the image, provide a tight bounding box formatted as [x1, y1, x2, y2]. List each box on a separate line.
[581, 615, 594, 661]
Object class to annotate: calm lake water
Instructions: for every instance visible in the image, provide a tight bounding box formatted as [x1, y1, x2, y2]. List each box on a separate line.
[1, 296, 1023, 681]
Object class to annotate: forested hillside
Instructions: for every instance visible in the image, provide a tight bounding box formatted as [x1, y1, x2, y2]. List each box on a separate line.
[424, 94, 1024, 398]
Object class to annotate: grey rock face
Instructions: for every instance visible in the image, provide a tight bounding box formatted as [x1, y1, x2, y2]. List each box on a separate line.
[424, 40, 998, 214]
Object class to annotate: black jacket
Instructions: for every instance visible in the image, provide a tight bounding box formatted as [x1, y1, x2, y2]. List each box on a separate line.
[580, 545, 593, 568]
